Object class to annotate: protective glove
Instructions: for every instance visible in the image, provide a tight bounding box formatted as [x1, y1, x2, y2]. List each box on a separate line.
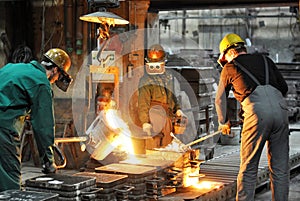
[142, 123, 152, 136]
[42, 161, 57, 174]
[218, 122, 231, 135]
[176, 109, 186, 118]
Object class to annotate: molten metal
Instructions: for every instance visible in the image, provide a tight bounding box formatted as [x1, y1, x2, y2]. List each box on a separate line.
[85, 109, 136, 160]
[192, 181, 222, 190]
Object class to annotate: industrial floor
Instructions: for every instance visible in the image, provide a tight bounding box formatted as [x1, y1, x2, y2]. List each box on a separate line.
[213, 122, 300, 201]
[20, 122, 300, 201]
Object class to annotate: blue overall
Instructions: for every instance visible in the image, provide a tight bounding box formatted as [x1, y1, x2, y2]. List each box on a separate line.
[235, 57, 290, 201]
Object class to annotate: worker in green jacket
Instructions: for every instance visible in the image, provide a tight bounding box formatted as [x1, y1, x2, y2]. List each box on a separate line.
[138, 44, 186, 149]
[0, 48, 72, 191]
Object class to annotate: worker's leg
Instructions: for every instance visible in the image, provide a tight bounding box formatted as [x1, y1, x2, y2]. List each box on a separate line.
[0, 129, 21, 191]
[267, 133, 289, 201]
[267, 98, 290, 201]
[237, 90, 271, 201]
[236, 115, 266, 201]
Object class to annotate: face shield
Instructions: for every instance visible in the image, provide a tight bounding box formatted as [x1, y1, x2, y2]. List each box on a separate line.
[145, 61, 165, 75]
[55, 69, 73, 92]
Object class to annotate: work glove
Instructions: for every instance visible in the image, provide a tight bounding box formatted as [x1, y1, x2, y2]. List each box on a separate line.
[218, 122, 231, 135]
[176, 109, 187, 118]
[42, 161, 57, 174]
[142, 123, 152, 136]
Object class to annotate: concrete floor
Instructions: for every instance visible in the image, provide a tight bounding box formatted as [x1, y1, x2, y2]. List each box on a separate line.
[20, 122, 300, 200]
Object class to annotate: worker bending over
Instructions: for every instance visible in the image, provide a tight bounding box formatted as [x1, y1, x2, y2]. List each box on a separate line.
[0, 48, 72, 191]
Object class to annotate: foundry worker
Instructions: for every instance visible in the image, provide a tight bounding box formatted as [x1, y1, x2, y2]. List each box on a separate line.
[138, 44, 186, 149]
[215, 33, 289, 201]
[0, 48, 72, 191]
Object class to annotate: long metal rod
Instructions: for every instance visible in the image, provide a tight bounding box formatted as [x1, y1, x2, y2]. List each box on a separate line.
[54, 136, 88, 144]
[185, 130, 221, 147]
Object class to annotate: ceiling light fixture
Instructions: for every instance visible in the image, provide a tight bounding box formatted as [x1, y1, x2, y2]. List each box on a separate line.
[80, 10, 129, 26]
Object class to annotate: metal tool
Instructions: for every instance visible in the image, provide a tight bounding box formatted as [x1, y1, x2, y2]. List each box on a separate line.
[171, 130, 221, 150]
[185, 130, 221, 148]
[170, 132, 186, 146]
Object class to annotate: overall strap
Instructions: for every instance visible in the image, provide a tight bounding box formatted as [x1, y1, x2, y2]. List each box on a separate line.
[233, 55, 269, 85]
[233, 59, 261, 85]
[262, 55, 269, 84]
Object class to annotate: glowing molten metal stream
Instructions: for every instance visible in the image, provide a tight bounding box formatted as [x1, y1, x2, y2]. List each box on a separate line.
[104, 109, 141, 163]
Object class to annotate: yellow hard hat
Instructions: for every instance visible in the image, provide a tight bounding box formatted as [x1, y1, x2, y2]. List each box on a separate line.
[44, 48, 71, 72]
[219, 33, 245, 54]
[147, 44, 166, 62]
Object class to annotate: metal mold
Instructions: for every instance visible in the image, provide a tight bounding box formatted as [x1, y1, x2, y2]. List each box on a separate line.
[120, 157, 174, 169]
[26, 186, 95, 198]
[74, 172, 128, 188]
[0, 190, 58, 201]
[95, 163, 157, 179]
[25, 173, 96, 191]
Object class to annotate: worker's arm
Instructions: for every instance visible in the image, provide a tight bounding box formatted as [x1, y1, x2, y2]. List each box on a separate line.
[28, 83, 56, 172]
[215, 69, 231, 125]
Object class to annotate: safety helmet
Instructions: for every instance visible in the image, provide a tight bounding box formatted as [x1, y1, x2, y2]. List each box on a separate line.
[147, 44, 166, 62]
[219, 33, 245, 54]
[44, 48, 71, 72]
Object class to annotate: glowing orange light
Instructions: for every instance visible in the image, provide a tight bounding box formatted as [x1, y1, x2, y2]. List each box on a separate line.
[193, 181, 222, 189]
[104, 109, 136, 156]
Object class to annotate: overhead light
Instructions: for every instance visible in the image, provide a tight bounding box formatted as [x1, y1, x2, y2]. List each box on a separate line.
[80, 11, 129, 25]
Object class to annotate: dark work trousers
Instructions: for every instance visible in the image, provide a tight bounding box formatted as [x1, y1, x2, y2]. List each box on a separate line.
[0, 128, 21, 191]
[237, 85, 290, 201]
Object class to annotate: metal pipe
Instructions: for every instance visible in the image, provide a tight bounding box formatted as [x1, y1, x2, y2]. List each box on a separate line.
[182, 10, 186, 44]
[75, 0, 84, 55]
[64, 0, 74, 53]
[54, 136, 88, 144]
[159, 14, 298, 20]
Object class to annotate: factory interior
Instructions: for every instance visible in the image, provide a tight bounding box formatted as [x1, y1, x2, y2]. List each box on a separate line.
[0, 0, 300, 200]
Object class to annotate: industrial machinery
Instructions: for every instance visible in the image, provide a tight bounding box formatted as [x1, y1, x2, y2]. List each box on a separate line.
[52, 1, 127, 168]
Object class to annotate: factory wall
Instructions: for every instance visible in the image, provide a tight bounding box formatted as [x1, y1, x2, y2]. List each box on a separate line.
[159, 6, 299, 63]
[0, 1, 299, 135]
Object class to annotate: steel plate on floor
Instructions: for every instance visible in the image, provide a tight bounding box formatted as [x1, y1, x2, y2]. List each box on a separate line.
[0, 190, 58, 201]
[95, 163, 157, 178]
[74, 172, 128, 188]
[25, 173, 96, 191]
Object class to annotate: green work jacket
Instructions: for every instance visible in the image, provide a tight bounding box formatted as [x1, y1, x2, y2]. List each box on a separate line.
[138, 71, 180, 124]
[0, 60, 55, 164]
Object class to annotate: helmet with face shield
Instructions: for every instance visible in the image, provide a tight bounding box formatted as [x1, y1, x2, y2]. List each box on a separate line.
[145, 44, 166, 75]
[43, 48, 72, 92]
